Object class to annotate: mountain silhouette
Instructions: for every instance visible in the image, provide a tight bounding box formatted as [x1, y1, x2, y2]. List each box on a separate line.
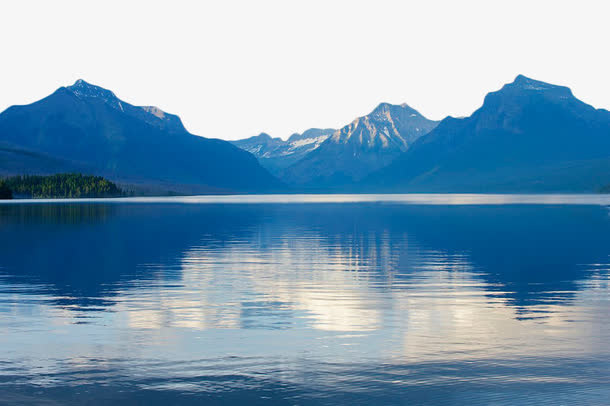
[364, 75, 610, 192]
[0, 80, 283, 194]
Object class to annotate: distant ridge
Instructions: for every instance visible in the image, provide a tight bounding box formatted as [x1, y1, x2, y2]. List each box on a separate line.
[230, 129, 335, 175]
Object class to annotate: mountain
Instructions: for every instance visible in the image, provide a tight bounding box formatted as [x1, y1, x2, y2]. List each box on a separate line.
[280, 103, 439, 189]
[0, 80, 283, 194]
[364, 75, 610, 192]
[230, 128, 334, 175]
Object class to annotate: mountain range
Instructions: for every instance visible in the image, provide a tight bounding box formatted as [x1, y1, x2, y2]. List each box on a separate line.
[1, 75, 608, 194]
[233, 102, 439, 190]
[230, 128, 334, 176]
[364, 75, 610, 192]
[0, 80, 282, 194]
[280, 103, 439, 189]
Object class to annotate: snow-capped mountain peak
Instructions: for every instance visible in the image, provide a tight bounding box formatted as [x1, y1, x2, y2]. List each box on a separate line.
[230, 128, 335, 174]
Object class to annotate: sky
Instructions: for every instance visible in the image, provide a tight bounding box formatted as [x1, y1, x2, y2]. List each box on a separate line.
[1, 0, 608, 140]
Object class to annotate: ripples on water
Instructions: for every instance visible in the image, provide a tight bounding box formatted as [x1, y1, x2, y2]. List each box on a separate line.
[0, 195, 609, 405]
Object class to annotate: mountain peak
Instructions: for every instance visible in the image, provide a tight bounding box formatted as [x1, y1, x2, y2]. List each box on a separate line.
[63, 80, 187, 133]
[370, 102, 419, 117]
[511, 74, 553, 89]
[245, 132, 279, 142]
[287, 128, 334, 142]
[66, 79, 122, 108]
[513, 74, 532, 84]
[235, 132, 280, 145]
[68, 79, 115, 96]
[372, 102, 391, 112]
[504, 75, 573, 97]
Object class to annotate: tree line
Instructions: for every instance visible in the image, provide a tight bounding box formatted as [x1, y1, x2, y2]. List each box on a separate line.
[0, 173, 124, 199]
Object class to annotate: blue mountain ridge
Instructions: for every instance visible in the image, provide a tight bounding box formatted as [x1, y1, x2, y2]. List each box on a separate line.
[362, 75, 610, 192]
[0, 80, 283, 194]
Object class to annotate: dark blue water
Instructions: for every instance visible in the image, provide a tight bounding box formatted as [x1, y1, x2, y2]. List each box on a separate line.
[0, 195, 609, 405]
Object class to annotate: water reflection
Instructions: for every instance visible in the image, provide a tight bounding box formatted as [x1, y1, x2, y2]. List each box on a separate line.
[0, 198, 609, 404]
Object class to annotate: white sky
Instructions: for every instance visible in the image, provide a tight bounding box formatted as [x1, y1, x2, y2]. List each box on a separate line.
[1, 0, 608, 140]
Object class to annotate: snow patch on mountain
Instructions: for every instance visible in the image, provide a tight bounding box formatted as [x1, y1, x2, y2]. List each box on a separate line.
[288, 135, 329, 150]
[141, 106, 166, 119]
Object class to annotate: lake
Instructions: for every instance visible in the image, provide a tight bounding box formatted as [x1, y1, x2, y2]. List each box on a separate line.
[1, 194, 609, 405]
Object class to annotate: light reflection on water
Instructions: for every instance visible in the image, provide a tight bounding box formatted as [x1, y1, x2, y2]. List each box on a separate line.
[2, 193, 610, 205]
[0, 195, 609, 404]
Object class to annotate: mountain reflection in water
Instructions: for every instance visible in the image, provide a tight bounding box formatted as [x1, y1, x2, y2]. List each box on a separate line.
[0, 196, 609, 405]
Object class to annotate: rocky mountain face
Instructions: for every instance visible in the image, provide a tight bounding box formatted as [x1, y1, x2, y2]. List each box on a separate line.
[230, 128, 334, 175]
[280, 103, 439, 189]
[364, 75, 610, 192]
[0, 80, 283, 194]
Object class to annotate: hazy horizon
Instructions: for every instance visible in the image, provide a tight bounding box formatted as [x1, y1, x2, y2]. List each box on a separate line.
[2, 0, 609, 140]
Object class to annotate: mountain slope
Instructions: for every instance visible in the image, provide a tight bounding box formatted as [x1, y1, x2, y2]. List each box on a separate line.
[230, 128, 334, 175]
[0, 80, 283, 194]
[281, 103, 439, 189]
[364, 75, 610, 192]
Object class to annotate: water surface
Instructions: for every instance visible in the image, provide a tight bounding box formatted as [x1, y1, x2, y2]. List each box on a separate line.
[1, 195, 609, 404]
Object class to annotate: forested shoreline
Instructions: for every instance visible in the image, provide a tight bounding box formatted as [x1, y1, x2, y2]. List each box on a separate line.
[0, 174, 124, 199]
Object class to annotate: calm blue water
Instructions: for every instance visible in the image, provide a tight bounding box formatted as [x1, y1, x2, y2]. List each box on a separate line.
[0, 195, 609, 405]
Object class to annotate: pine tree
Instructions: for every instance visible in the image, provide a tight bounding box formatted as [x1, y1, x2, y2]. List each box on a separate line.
[0, 181, 12, 199]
